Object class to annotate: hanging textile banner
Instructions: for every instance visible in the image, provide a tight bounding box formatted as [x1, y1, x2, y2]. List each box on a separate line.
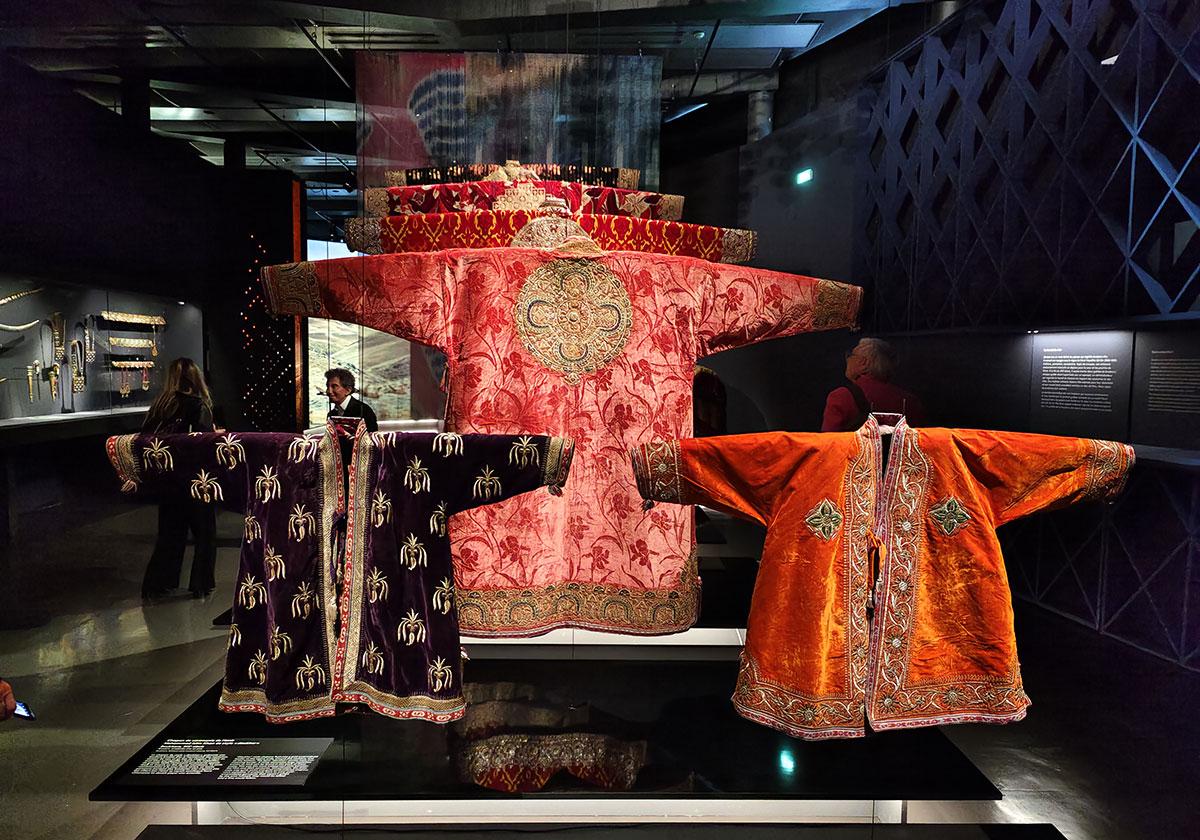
[357, 52, 662, 190]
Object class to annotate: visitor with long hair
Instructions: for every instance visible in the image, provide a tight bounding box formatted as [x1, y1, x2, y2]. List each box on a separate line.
[141, 357, 218, 601]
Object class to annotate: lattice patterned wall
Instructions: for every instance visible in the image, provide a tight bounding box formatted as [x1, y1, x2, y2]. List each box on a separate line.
[1002, 465, 1200, 671]
[858, 0, 1200, 330]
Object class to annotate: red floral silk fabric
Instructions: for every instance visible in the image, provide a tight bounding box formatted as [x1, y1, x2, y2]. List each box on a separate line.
[263, 249, 862, 636]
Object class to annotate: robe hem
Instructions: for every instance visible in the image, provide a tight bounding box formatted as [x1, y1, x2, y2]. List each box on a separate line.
[732, 701, 865, 741]
[868, 704, 1030, 731]
[456, 551, 701, 637]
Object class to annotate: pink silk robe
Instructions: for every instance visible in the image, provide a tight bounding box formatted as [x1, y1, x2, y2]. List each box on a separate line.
[263, 247, 862, 636]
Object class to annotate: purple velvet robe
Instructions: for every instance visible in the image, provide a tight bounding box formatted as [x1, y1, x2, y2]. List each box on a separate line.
[107, 421, 573, 723]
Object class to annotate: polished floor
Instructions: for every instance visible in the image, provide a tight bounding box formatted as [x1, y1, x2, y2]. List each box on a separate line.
[0, 504, 1197, 839]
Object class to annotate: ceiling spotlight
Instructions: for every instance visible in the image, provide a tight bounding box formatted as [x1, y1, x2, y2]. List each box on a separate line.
[795, 168, 814, 186]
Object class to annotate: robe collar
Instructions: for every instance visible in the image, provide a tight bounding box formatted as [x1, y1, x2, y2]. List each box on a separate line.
[857, 412, 908, 439]
[325, 415, 369, 442]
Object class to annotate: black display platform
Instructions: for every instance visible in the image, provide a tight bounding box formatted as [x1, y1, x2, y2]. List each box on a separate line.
[94, 659, 999, 803]
[137, 825, 1066, 840]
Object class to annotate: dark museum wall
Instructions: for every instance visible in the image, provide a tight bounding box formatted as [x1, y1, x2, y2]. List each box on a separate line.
[851, 0, 1200, 672]
[684, 0, 1200, 672]
[0, 56, 297, 625]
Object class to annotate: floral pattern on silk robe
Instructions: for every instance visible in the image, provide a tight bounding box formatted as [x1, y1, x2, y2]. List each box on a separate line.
[106, 422, 573, 722]
[631, 415, 1134, 738]
[345, 210, 754, 264]
[364, 180, 683, 221]
[262, 248, 861, 637]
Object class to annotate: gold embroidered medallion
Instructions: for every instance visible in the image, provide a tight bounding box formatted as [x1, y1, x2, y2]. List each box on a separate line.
[513, 258, 633, 384]
[804, 498, 844, 541]
[929, 496, 971, 536]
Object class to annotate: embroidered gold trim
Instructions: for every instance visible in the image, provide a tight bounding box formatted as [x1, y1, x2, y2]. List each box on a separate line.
[541, 437, 574, 488]
[110, 360, 154, 369]
[494, 181, 548, 212]
[513, 258, 632, 384]
[868, 428, 1029, 729]
[99, 311, 166, 326]
[732, 652, 864, 740]
[616, 168, 640, 190]
[720, 229, 757, 264]
[804, 498, 843, 541]
[457, 549, 700, 636]
[340, 679, 466, 718]
[263, 262, 325, 316]
[631, 440, 683, 504]
[812, 280, 862, 330]
[106, 434, 141, 488]
[656, 193, 684, 221]
[1084, 439, 1135, 501]
[454, 732, 647, 790]
[344, 217, 383, 254]
[342, 427, 376, 685]
[317, 429, 341, 679]
[363, 187, 389, 218]
[384, 169, 407, 187]
[511, 215, 604, 255]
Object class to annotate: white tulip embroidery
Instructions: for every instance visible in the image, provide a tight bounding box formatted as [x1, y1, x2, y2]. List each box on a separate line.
[361, 642, 385, 675]
[248, 650, 269, 685]
[428, 656, 453, 692]
[287, 436, 320, 463]
[215, 433, 246, 469]
[244, 514, 262, 542]
[397, 608, 427, 645]
[366, 568, 389, 603]
[400, 534, 427, 570]
[404, 456, 430, 493]
[190, 469, 223, 503]
[371, 431, 396, 449]
[371, 490, 392, 528]
[288, 504, 315, 541]
[428, 501, 447, 537]
[228, 623, 241, 648]
[432, 432, 463, 457]
[291, 582, 316, 619]
[255, 465, 281, 501]
[264, 545, 286, 582]
[472, 466, 502, 500]
[508, 435, 540, 468]
[432, 578, 454, 615]
[295, 655, 326, 690]
[269, 626, 292, 660]
[143, 438, 173, 471]
[238, 573, 267, 609]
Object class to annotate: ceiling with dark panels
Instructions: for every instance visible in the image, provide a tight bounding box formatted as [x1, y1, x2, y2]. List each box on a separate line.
[0, 0, 922, 229]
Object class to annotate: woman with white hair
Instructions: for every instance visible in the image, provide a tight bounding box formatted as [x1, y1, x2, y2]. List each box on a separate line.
[821, 337, 925, 431]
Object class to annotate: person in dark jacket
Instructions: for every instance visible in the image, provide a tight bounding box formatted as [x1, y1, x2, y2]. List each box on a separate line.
[141, 357, 218, 600]
[324, 368, 378, 431]
[822, 338, 926, 432]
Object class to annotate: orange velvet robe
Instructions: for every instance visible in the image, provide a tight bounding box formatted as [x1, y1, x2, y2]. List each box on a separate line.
[631, 415, 1134, 738]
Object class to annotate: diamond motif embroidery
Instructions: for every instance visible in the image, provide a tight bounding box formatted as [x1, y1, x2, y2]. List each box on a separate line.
[929, 497, 971, 536]
[805, 498, 843, 541]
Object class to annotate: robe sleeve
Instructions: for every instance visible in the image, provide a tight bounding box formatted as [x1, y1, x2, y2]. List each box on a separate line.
[105, 432, 307, 515]
[955, 430, 1135, 527]
[260, 253, 450, 351]
[693, 262, 863, 357]
[630, 434, 813, 526]
[420, 433, 575, 516]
